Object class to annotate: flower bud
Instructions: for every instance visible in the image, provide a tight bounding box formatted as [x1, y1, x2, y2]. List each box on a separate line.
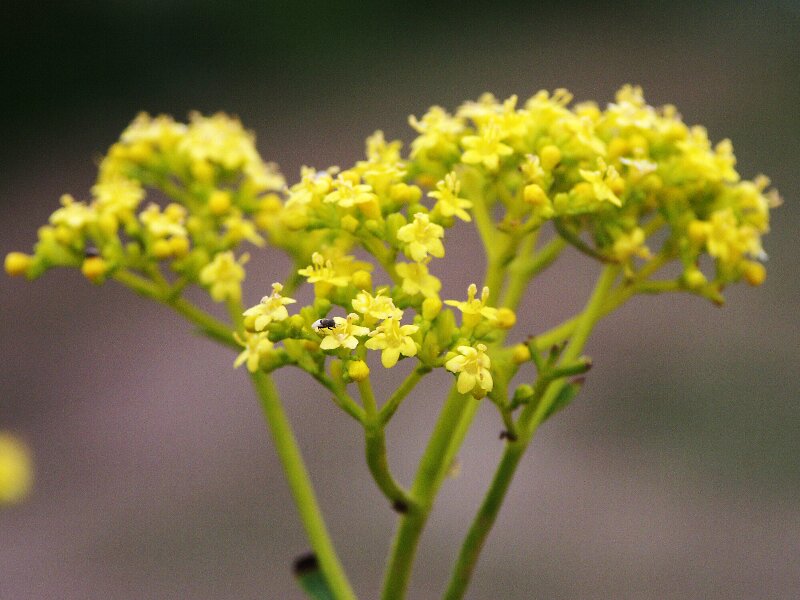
[0, 433, 33, 504]
[169, 236, 190, 257]
[4, 252, 32, 277]
[422, 296, 442, 320]
[523, 184, 548, 207]
[152, 239, 173, 259]
[496, 308, 516, 329]
[340, 214, 360, 233]
[683, 266, 707, 290]
[81, 256, 107, 282]
[539, 145, 562, 170]
[208, 190, 232, 215]
[512, 343, 531, 364]
[347, 360, 370, 382]
[742, 261, 766, 286]
[352, 270, 372, 290]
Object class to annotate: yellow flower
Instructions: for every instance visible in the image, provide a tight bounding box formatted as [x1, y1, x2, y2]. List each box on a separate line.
[234, 331, 274, 373]
[460, 121, 513, 171]
[323, 174, 378, 208]
[365, 317, 419, 368]
[445, 283, 498, 328]
[578, 159, 624, 207]
[611, 227, 651, 262]
[396, 261, 441, 298]
[49, 194, 95, 230]
[243, 282, 296, 331]
[317, 313, 370, 351]
[429, 173, 473, 222]
[139, 202, 187, 239]
[5, 252, 32, 277]
[223, 210, 265, 247]
[298, 252, 352, 288]
[0, 433, 33, 504]
[445, 343, 493, 397]
[199, 251, 248, 302]
[408, 106, 464, 158]
[396, 212, 445, 262]
[286, 166, 335, 208]
[352, 289, 402, 324]
[702, 209, 764, 265]
[91, 177, 144, 217]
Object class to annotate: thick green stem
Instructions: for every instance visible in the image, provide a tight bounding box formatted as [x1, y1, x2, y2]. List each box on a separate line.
[251, 371, 357, 600]
[442, 265, 621, 600]
[359, 378, 413, 510]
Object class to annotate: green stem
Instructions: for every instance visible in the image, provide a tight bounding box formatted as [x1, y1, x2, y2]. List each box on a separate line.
[359, 378, 413, 510]
[381, 386, 477, 600]
[442, 265, 621, 600]
[378, 367, 429, 426]
[113, 269, 238, 349]
[251, 371, 357, 600]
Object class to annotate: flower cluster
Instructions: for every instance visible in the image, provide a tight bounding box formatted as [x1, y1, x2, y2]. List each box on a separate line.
[6, 86, 778, 401]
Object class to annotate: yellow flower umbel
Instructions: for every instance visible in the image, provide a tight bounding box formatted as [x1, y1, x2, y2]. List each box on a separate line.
[234, 331, 274, 373]
[445, 344, 493, 398]
[243, 282, 296, 331]
[317, 313, 370, 351]
[429, 172, 473, 222]
[365, 317, 419, 368]
[461, 121, 513, 171]
[199, 251, 248, 302]
[396, 213, 445, 262]
[323, 173, 378, 209]
[445, 284, 498, 328]
[0, 433, 33, 504]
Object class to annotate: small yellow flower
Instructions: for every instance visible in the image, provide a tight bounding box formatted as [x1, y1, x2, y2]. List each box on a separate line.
[91, 177, 145, 216]
[50, 194, 95, 230]
[702, 209, 764, 265]
[445, 343, 493, 397]
[0, 433, 33, 504]
[611, 227, 651, 262]
[396, 261, 441, 298]
[429, 173, 473, 222]
[578, 159, 624, 207]
[243, 282, 297, 331]
[445, 284, 498, 328]
[234, 331, 274, 373]
[81, 256, 108, 282]
[352, 289, 402, 324]
[286, 166, 335, 208]
[323, 174, 378, 208]
[461, 121, 513, 171]
[396, 212, 445, 262]
[365, 317, 419, 368]
[318, 313, 370, 351]
[223, 210, 265, 247]
[298, 252, 351, 288]
[199, 251, 248, 302]
[139, 202, 187, 239]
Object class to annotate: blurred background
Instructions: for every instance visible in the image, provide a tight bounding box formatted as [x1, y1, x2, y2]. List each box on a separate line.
[1, 2, 799, 598]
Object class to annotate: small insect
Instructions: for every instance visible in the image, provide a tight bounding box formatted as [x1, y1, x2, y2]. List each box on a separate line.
[84, 246, 100, 258]
[311, 318, 337, 332]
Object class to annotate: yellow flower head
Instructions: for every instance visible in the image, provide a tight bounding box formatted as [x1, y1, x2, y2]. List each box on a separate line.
[199, 251, 248, 303]
[286, 166, 335, 208]
[234, 331, 274, 373]
[429, 172, 473, 222]
[365, 317, 419, 368]
[91, 177, 145, 217]
[243, 282, 297, 331]
[396, 212, 445, 262]
[396, 261, 442, 298]
[445, 343, 493, 397]
[445, 284, 498, 328]
[352, 289, 403, 324]
[317, 313, 370, 351]
[223, 210, 265, 247]
[699, 208, 764, 265]
[578, 158, 624, 207]
[611, 227, 652, 262]
[408, 106, 464, 158]
[460, 121, 513, 171]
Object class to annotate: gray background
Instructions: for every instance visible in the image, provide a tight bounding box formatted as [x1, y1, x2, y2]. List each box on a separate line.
[1, 2, 798, 598]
